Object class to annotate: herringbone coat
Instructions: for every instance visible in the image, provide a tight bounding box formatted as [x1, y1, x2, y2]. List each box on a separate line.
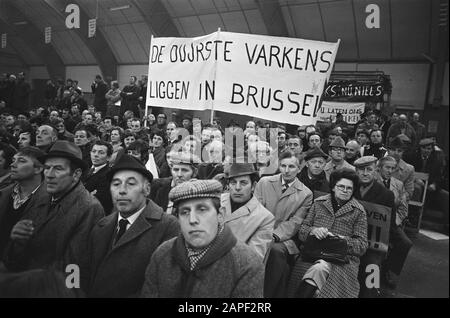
[287, 194, 368, 298]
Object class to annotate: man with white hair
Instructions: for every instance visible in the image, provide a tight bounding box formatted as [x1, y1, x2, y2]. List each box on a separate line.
[35, 125, 57, 153]
[345, 140, 361, 166]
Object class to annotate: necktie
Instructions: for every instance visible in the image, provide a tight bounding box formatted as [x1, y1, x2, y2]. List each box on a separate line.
[282, 183, 289, 194]
[383, 179, 390, 189]
[87, 166, 95, 178]
[114, 218, 129, 244]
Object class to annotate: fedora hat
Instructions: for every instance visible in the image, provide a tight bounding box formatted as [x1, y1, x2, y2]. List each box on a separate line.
[107, 154, 153, 183]
[329, 136, 346, 149]
[43, 140, 88, 171]
[227, 162, 258, 179]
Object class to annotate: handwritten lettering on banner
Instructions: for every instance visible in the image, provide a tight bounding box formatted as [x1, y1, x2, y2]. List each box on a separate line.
[318, 101, 365, 124]
[146, 31, 340, 126]
[313, 192, 391, 255]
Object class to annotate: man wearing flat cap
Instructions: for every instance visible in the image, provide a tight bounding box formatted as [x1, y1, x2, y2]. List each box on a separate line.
[86, 154, 179, 297]
[141, 179, 264, 298]
[3, 141, 104, 285]
[297, 146, 330, 193]
[150, 151, 199, 214]
[386, 136, 415, 200]
[220, 163, 275, 260]
[353, 155, 396, 298]
[324, 136, 355, 181]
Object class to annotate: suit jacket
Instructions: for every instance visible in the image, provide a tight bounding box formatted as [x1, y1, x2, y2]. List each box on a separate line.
[254, 174, 313, 254]
[221, 193, 275, 260]
[150, 177, 172, 212]
[376, 175, 408, 225]
[3, 183, 104, 286]
[83, 165, 113, 215]
[392, 159, 415, 200]
[87, 200, 179, 297]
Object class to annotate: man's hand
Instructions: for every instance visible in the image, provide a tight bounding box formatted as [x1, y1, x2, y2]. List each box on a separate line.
[310, 227, 329, 240]
[11, 220, 34, 241]
[428, 183, 437, 191]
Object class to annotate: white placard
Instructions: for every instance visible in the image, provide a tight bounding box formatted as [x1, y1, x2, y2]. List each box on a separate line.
[44, 27, 51, 44]
[146, 31, 340, 126]
[88, 19, 96, 38]
[318, 101, 365, 124]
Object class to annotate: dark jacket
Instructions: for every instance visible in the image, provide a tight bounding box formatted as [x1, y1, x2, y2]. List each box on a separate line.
[120, 84, 140, 117]
[297, 166, 330, 193]
[150, 177, 172, 212]
[91, 81, 109, 112]
[405, 150, 445, 187]
[197, 163, 224, 180]
[83, 165, 113, 215]
[141, 225, 264, 298]
[362, 143, 387, 159]
[3, 182, 104, 286]
[87, 200, 179, 297]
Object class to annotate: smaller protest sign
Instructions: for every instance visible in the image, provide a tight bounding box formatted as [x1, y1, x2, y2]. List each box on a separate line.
[317, 101, 365, 124]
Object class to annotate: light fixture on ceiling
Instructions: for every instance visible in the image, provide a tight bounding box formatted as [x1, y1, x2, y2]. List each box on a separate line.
[109, 4, 131, 11]
[13, 21, 28, 25]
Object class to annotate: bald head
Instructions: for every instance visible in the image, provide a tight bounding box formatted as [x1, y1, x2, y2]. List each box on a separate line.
[345, 140, 360, 159]
[36, 125, 57, 148]
[399, 114, 408, 123]
[412, 112, 420, 122]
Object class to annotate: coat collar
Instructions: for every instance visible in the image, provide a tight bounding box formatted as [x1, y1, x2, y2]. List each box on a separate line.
[315, 194, 363, 217]
[221, 193, 259, 223]
[102, 200, 163, 250]
[172, 225, 237, 272]
[268, 173, 304, 199]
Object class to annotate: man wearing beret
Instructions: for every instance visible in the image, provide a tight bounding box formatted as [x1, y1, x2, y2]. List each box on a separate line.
[254, 150, 313, 297]
[324, 136, 355, 181]
[86, 154, 179, 297]
[297, 146, 330, 193]
[386, 136, 415, 200]
[141, 179, 264, 297]
[353, 155, 396, 297]
[220, 163, 275, 260]
[150, 152, 199, 214]
[3, 141, 104, 285]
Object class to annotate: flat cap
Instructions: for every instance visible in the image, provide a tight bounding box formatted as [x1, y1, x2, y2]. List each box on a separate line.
[329, 136, 346, 149]
[170, 151, 201, 165]
[397, 134, 411, 143]
[305, 147, 328, 161]
[419, 138, 434, 147]
[169, 179, 223, 203]
[354, 155, 378, 167]
[388, 136, 406, 149]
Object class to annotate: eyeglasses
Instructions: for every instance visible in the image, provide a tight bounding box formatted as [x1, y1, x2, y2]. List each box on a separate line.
[331, 148, 345, 152]
[335, 184, 353, 192]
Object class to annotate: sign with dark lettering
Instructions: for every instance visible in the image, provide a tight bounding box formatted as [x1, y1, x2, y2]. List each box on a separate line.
[324, 81, 385, 102]
[146, 31, 340, 126]
[313, 192, 391, 254]
[318, 101, 365, 124]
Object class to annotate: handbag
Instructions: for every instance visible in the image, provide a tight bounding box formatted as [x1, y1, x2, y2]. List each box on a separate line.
[301, 235, 349, 265]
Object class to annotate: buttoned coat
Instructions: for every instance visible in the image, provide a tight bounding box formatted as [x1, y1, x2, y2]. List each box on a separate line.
[324, 160, 355, 181]
[3, 182, 104, 286]
[287, 195, 368, 298]
[254, 174, 313, 254]
[221, 193, 275, 260]
[376, 175, 408, 225]
[83, 165, 113, 215]
[87, 200, 179, 297]
[391, 159, 415, 201]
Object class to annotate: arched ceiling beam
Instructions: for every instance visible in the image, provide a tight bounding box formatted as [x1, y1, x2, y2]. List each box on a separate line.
[0, 1, 65, 80]
[44, 0, 118, 81]
[255, 0, 289, 37]
[133, 0, 180, 37]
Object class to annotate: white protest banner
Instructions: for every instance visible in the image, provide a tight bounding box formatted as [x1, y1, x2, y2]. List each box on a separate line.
[146, 32, 218, 111]
[45, 27, 51, 44]
[214, 32, 339, 126]
[146, 31, 339, 125]
[318, 101, 365, 124]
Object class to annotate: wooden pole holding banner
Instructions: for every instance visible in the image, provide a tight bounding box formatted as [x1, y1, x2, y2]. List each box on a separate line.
[144, 34, 154, 128]
[210, 28, 221, 125]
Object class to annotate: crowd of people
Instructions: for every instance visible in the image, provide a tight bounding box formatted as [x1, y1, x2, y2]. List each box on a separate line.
[0, 72, 448, 298]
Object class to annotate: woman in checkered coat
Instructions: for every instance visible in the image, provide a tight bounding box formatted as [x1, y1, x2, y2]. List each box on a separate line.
[287, 169, 368, 298]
